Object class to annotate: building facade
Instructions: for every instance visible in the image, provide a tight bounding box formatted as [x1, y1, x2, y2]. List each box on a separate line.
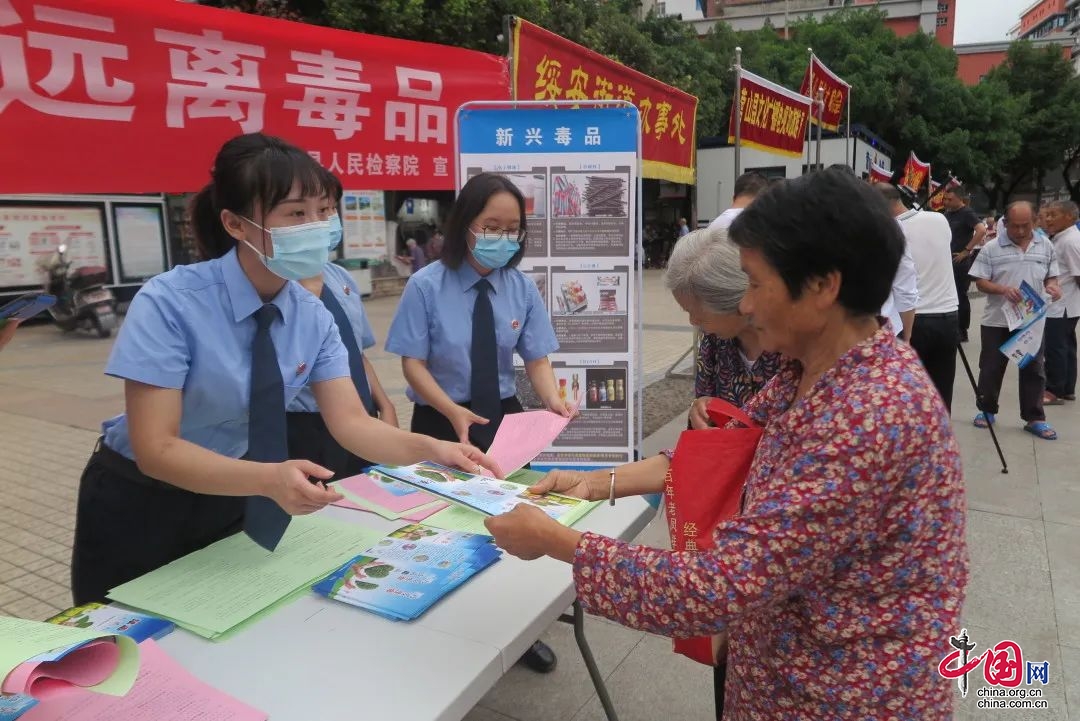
[691, 0, 955, 47]
[1010, 0, 1071, 40]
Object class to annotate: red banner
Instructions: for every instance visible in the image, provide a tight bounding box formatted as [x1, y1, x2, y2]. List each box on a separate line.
[900, 152, 931, 193]
[0, 0, 510, 193]
[510, 18, 698, 184]
[727, 70, 810, 159]
[869, 164, 893, 184]
[798, 55, 849, 133]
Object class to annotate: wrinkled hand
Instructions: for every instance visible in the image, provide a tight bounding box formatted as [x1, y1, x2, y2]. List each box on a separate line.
[431, 440, 504, 479]
[1003, 286, 1023, 304]
[1047, 284, 1063, 302]
[528, 469, 596, 500]
[484, 504, 561, 560]
[0, 319, 20, 351]
[689, 397, 719, 430]
[267, 460, 341, 515]
[447, 405, 488, 445]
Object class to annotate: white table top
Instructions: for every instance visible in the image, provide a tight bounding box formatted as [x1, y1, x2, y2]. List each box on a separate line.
[159, 496, 656, 721]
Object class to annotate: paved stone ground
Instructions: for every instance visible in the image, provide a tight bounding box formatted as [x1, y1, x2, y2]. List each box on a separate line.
[1, 276, 1077, 720]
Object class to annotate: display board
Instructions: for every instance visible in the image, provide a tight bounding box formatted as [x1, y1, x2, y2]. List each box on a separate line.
[113, 205, 168, 282]
[457, 103, 641, 468]
[341, 191, 388, 261]
[0, 205, 109, 290]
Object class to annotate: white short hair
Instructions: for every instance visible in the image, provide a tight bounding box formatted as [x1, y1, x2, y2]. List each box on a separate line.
[663, 227, 747, 314]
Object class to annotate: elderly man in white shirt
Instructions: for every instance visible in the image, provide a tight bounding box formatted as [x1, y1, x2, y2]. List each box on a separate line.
[1043, 200, 1080, 403]
[970, 201, 1063, 439]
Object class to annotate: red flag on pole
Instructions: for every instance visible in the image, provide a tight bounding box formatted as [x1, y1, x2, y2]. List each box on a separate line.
[900, 152, 931, 193]
[869, 164, 892, 184]
[727, 69, 811, 158]
[798, 55, 849, 132]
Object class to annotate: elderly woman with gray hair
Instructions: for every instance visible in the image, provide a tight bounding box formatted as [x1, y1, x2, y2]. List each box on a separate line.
[666, 228, 783, 429]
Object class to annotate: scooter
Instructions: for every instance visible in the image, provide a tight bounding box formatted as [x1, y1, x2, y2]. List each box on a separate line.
[43, 244, 117, 338]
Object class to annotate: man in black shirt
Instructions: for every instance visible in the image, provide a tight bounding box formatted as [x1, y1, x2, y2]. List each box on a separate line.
[943, 186, 986, 341]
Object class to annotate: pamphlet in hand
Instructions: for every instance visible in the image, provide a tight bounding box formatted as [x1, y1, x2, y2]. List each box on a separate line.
[370, 461, 590, 520]
[1003, 280, 1047, 331]
[312, 525, 501, 621]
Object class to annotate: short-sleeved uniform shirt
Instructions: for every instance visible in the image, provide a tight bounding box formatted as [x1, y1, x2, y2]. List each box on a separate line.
[969, 232, 1059, 328]
[288, 263, 376, 413]
[102, 249, 350, 460]
[385, 260, 559, 404]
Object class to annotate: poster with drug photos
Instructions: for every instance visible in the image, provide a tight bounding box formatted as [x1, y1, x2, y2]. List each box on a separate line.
[457, 103, 642, 468]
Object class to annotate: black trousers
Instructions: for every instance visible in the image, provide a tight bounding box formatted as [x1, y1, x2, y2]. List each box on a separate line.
[410, 396, 524, 453]
[714, 661, 727, 720]
[976, 325, 1046, 422]
[286, 411, 372, 480]
[71, 441, 244, 605]
[910, 312, 959, 413]
[953, 256, 975, 335]
[1045, 315, 1079, 398]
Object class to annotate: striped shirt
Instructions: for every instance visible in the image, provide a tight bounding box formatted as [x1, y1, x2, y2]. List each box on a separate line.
[969, 232, 1059, 328]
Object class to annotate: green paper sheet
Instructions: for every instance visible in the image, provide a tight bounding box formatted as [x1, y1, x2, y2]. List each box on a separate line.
[107, 515, 384, 640]
[422, 496, 600, 536]
[0, 617, 139, 697]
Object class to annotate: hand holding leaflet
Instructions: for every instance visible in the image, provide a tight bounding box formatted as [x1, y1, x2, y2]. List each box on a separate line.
[486, 410, 573, 475]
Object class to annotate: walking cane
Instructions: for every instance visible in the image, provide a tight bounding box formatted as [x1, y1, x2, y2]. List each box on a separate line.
[956, 343, 1009, 474]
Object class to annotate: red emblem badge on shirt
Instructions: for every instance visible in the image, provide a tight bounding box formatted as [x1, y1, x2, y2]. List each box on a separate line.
[296, 362, 307, 376]
[343, 285, 351, 296]
[511, 319, 521, 331]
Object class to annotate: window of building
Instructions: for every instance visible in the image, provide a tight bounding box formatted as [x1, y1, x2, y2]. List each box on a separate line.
[938, 2, 949, 13]
[937, 16, 948, 26]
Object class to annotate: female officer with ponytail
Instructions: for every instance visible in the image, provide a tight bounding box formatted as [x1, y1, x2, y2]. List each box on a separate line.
[71, 134, 499, 605]
[385, 172, 570, 673]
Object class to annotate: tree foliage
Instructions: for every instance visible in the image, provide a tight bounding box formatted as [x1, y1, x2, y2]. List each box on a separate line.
[201, 0, 1080, 202]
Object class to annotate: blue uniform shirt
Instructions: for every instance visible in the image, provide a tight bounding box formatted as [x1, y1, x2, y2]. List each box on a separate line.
[288, 262, 376, 413]
[102, 248, 350, 460]
[385, 260, 558, 404]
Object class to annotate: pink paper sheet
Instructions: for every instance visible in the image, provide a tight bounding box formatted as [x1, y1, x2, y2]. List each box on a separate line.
[2, 639, 117, 699]
[399, 502, 449, 521]
[337, 473, 436, 512]
[486, 410, 572, 475]
[21, 640, 266, 721]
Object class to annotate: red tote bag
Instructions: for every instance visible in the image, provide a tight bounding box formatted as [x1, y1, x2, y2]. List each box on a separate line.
[665, 398, 764, 666]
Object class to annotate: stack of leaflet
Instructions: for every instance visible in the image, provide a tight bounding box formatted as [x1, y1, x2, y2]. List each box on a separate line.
[313, 525, 501, 621]
[1, 605, 172, 720]
[331, 470, 449, 521]
[2, 609, 265, 721]
[107, 515, 385, 640]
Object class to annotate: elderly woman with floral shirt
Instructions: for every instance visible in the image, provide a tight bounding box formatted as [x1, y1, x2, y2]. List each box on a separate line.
[667, 228, 783, 430]
[485, 169, 968, 721]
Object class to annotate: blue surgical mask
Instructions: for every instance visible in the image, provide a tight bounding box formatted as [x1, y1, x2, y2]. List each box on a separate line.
[471, 230, 521, 270]
[241, 217, 330, 281]
[327, 214, 343, 250]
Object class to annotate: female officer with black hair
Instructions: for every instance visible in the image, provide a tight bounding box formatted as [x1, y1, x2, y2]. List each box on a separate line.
[71, 134, 498, 604]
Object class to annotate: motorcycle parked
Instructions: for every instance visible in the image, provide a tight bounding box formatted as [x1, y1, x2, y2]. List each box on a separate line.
[42, 244, 117, 338]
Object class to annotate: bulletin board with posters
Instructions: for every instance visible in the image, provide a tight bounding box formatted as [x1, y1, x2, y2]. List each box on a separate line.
[0, 202, 111, 293]
[456, 102, 642, 469]
[341, 191, 388, 261]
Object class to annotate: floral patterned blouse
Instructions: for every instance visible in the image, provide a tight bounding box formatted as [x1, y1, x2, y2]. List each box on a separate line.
[695, 333, 783, 406]
[574, 327, 968, 720]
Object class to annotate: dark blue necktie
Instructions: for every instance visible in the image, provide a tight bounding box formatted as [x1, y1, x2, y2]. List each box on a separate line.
[319, 284, 375, 415]
[244, 303, 291, 551]
[470, 278, 501, 450]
